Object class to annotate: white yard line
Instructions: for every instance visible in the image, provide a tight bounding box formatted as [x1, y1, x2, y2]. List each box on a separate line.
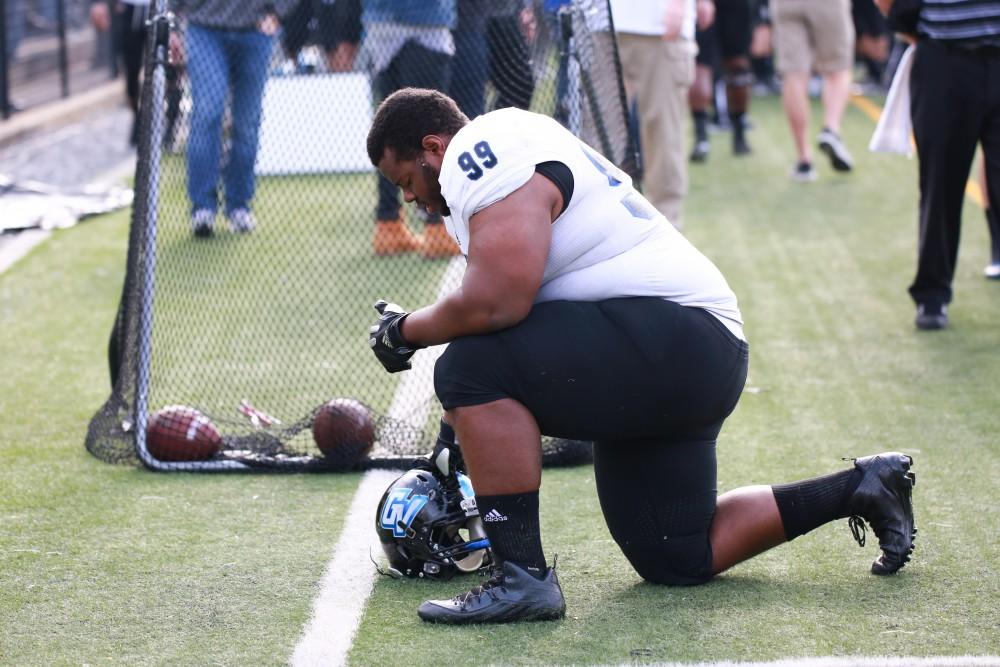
[0, 228, 50, 274]
[289, 467, 399, 667]
[291, 255, 465, 666]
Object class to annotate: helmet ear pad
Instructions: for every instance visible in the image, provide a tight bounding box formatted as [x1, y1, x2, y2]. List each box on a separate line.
[452, 517, 488, 572]
[375, 468, 493, 579]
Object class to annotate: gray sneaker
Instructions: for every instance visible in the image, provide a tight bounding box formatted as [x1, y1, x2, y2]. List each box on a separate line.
[228, 208, 256, 234]
[790, 161, 817, 183]
[418, 560, 566, 624]
[191, 209, 215, 238]
[818, 128, 854, 172]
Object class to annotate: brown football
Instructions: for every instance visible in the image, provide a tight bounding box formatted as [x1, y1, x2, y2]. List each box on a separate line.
[312, 398, 375, 466]
[146, 405, 223, 461]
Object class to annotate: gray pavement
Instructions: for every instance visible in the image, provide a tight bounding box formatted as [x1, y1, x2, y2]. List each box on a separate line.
[0, 102, 136, 188]
[0, 94, 138, 271]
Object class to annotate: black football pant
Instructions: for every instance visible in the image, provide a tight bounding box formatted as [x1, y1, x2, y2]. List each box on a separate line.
[909, 39, 1000, 306]
[435, 297, 750, 585]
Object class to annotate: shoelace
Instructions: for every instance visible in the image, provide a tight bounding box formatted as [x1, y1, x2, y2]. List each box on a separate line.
[848, 515, 867, 547]
[456, 570, 505, 605]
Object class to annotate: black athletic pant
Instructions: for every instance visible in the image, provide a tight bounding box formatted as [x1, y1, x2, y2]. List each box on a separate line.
[435, 298, 750, 585]
[114, 2, 146, 112]
[487, 14, 534, 111]
[909, 39, 1000, 306]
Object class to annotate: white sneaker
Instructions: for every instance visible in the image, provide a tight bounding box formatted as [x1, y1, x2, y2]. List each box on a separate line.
[818, 128, 854, 172]
[985, 262, 1000, 279]
[191, 209, 215, 238]
[228, 208, 256, 233]
[790, 161, 817, 183]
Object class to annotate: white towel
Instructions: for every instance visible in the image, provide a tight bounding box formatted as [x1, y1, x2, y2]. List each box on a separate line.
[869, 44, 916, 157]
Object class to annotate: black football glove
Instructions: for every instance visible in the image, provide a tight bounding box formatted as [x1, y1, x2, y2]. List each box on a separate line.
[369, 299, 424, 373]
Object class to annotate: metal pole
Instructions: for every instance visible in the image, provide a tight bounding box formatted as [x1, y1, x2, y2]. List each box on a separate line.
[134, 5, 169, 470]
[56, 0, 68, 97]
[1, 0, 10, 118]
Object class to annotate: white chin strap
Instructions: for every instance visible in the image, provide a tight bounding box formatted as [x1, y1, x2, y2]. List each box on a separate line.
[453, 517, 489, 572]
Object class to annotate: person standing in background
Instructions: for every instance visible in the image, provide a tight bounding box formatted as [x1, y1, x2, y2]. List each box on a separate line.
[770, 0, 855, 182]
[170, 0, 295, 237]
[358, 0, 460, 258]
[689, 0, 758, 162]
[90, 0, 151, 146]
[878, 0, 1000, 329]
[449, 0, 534, 120]
[610, 0, 699, 229]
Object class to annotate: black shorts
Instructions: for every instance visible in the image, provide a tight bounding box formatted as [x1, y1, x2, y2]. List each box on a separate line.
[435, 297, 748, 441]
[853, 0, 888, 37]
[435, 297, 750, 585]
[281, 0, 350, 55]
[698, 0, 754, 66]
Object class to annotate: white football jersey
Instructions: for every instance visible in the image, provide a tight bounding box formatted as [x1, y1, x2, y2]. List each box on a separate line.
[439, 108, 744, 340]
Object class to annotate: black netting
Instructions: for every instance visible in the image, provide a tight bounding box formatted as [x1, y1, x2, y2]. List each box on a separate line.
[86, 0, 631, 472]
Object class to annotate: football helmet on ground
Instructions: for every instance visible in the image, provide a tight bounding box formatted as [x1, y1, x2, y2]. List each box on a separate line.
[375, 467, 492, 579]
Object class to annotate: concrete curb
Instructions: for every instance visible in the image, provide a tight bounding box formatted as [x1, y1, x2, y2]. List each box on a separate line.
[0, 80, 125, 149]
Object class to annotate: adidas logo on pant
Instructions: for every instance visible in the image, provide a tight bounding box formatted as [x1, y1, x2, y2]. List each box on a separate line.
[483, 509, 508, 522]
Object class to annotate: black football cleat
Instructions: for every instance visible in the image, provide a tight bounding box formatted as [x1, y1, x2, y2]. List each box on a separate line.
[845, 452, 917, 575]
[417, 560, 566, 624]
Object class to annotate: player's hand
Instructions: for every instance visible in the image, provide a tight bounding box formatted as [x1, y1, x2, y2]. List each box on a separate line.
[662, 0, 685, 40]
[328, 41, 358, 72]
[169, 30, 184, 65]
[695, 0, 715, 30]
[90, 3, 111, 32]
[258, 12, 279, 36]
[369, 299, 423, 373]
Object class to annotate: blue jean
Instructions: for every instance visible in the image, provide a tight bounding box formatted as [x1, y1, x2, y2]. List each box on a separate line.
[185, 24, 274, 215]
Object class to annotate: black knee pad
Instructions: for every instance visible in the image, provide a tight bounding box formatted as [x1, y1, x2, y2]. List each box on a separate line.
[724, 66, 754, 89]
[620, 532, 714, 586]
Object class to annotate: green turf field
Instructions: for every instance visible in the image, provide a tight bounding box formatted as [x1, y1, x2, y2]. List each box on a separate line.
[1, 95, 998, 665]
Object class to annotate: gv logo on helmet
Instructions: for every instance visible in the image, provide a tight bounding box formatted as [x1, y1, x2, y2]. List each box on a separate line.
[380, 488, 429, 538]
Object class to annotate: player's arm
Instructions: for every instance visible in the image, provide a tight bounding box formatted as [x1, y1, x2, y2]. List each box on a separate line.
[400, 172, 562, 346]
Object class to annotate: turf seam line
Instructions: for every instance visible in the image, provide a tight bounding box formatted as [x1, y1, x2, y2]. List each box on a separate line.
[0, 229, 51, 274]
[636, 657, 1000, 667]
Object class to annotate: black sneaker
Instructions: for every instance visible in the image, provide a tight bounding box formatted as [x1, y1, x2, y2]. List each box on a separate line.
[845, 452, 917, 575]
[733, 133, 752, 156]
[915, 302, 948, 330]
[817, 127, 854, 172]
[191, 209, 215, 238]
[690, 139, 710, 163]
[417, 560, 566, 624]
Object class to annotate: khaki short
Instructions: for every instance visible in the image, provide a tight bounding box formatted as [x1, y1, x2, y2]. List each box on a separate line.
[771, 0, 855, 73]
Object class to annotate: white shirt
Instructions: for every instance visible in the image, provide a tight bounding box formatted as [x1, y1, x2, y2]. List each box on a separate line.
[608, 0, 696, 41]
[439, 108, 745, 340]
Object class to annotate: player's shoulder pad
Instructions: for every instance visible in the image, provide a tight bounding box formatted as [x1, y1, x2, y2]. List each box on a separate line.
[441, 108, 545, 224]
